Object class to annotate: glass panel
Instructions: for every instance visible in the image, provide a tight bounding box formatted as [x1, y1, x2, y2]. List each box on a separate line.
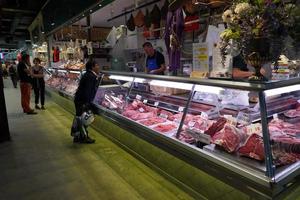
[93, 75, 131, 114]
[178, 85, 267, 173]
[264, 85, 300, 177]
[122, 78, 193, 137]
[45, 69, 80, 96]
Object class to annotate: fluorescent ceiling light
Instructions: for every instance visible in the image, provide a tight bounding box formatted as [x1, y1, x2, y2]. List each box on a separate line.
[109, 75, 133, 82]
[264, 84, 300, 97]
[194, 85, 224, 94]
[150, 80, 193, 90]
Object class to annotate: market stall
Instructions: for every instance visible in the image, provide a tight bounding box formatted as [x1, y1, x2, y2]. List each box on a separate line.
[41, 0, 300, 199]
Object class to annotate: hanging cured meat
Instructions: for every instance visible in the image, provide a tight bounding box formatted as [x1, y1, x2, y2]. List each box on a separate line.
[164, 8, 184, 73]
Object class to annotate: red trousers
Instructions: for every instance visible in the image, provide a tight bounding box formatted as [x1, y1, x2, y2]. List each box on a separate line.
[20, 82, 32, 113]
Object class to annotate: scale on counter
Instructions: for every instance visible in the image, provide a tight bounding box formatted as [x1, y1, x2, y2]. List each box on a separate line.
[126, 61, 137, 72]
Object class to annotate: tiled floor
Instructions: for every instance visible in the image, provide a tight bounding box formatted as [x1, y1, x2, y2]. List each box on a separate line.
[0, 79, 194, 200]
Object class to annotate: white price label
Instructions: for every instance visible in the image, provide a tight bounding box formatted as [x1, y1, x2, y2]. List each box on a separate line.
[246, 123, 262, 136]
[201, 112, 208, 119]
[273, 113, 278, 119]
[143, 99, 148, 104]
[154, 102, 159, 107]
[160, 114, 168, 119]
[136, 94, 142, 100]
[188, 121, 196, 127]
[237, 112, 251, 126]
[178, 107, 184, 112]
[139, 107, 145, 113]
[224, 115, 237, 126]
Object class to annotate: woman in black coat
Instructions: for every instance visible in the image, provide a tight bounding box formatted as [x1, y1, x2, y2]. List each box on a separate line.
[73, 60, 100, 143]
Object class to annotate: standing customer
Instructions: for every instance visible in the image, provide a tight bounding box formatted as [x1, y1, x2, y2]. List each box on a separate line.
[72, 60, 100, 143]
[31, 58, 46, 110]
[8, 61, 18, 88]
[17, 53, 37, 115]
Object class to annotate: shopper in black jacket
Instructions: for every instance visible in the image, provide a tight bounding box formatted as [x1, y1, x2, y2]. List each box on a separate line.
[73, 60, 100, 143]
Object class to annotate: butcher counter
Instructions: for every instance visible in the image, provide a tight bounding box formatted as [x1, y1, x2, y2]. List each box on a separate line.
[45, 71, 300, 200]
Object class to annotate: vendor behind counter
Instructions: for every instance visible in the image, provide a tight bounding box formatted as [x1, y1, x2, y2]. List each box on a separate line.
[143, 42, 166, 75]
[232, 54, 272, 80]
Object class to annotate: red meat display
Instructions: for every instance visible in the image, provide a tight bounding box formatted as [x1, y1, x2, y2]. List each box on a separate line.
[238, 134, 265, 161]
[284, 109, 300, 118]
[212, 124, 246, 153]
[139, 117, 167, 126]
[153, 123, 177, 133]
[177, 131, 196, 144]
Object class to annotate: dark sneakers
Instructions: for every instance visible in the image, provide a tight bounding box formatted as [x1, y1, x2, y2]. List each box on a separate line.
[35, 105, 41, 109]
[26, 110, 37, 115]
[73, 136, 95, 144]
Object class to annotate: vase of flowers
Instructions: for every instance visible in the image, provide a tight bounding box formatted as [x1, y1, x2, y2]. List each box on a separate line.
[220, 0, 298, 81]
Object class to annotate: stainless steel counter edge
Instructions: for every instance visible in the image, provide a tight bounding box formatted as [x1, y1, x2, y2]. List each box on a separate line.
[95, 104, 273, 186]
[102, 71, 300, 91]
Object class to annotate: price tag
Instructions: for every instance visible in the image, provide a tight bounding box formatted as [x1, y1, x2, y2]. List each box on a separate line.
[143, 99, 148, 104]
[187, 129, 211, 144]
[188, 121, 196, 127]
[139, 107, 145, 113]
[136, 94, 142, 100]
[237, 112, 251, 126]
[246, 123, 262, 136]
[154, 102, 159, 107]
[201, 112, 209, 119]
[273, 113, 278, 120]
[178, 107, 184, 112]
[160, 113, 168, 119]
[224, 115, 237, 126]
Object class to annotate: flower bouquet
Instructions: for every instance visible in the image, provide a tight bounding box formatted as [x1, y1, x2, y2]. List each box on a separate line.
[220, 0, 298, 81]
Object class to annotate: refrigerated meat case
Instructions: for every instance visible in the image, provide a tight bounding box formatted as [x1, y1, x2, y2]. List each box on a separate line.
[92, 71, 300, 198]
[45, 69, 300, 198]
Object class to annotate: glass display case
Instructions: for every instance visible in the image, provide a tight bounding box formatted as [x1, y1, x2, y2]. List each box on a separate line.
[45, 68, 83, 97]
[93, 71, 300, 194]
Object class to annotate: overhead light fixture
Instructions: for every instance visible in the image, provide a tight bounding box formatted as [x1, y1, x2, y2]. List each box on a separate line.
[194, 85, 224, 95]
[109, 75, 134, 82]
[51, 22, 55, 26]
[150, 80, 193, 90]
[90, 9, 93, 13]
[41, 31, 45, 34]
[99, 4, 102, 6]
[264, 84, 300, 97]
[82, 14, 85, 17]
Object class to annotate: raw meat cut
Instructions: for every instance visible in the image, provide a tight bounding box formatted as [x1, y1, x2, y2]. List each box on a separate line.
[139, 117, 167, 126]
[131, 112, 156, 121]
[284, 109, 300, 118]
[272, 150, 300, 166]
[205, 118, 227, 136]
[272, 135, 300, 154]
[176, 131, 195, 144]
[153, 123, 177, 133]
[159, 110, 174, 119]
[238, 134, 265, 161]
[212, 124, 246, 153]
[123, 110, 139, 118]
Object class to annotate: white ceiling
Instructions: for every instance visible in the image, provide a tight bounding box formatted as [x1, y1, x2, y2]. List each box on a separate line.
[74, 0, 164, 28]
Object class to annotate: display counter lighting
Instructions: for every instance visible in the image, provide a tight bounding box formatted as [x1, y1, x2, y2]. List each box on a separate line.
[70, 71, 81, 74]
[194, 85, 224, 95]
[264, 84, 300, 97]
[134, 78, 146, 83]
[57, 69, 67, 73]
[109, 75, 134, 82]
[149, 80, 193, 90]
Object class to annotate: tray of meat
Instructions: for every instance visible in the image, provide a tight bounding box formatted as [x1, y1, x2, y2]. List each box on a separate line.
[284, 107, 300, 118]
[175, 131, 196, 144]
[238, 133, 265, 161]
[152, 122, 178, 136]
[138, 117, 167, 126]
